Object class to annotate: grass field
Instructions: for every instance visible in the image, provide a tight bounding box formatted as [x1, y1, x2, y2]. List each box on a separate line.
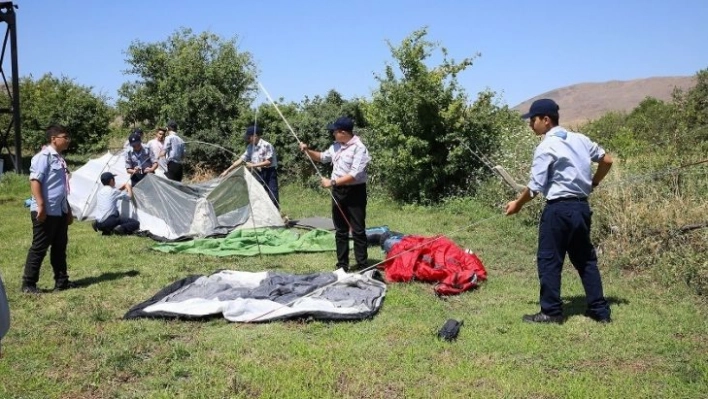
[0, 174, 706, 399]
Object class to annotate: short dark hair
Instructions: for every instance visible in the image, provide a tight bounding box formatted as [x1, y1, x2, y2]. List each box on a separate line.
[46, 124, 68, 141]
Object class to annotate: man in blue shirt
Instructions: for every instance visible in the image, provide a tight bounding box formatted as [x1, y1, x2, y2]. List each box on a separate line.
[21, 124, 75, 294]
[160, 120, 186, 182]
[506, 99, 613, 324]
[92, 172, 140, 235]
[221, 125, 280, 209]
[125, 131, 158, 186]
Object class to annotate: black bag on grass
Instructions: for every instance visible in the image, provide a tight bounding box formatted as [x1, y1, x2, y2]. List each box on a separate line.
[438, 319, 463, 341]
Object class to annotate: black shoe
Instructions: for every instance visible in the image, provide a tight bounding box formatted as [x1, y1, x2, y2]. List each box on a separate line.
[92, 221, 98, 232]
[21, 285, 41, 294]
[113, 225, 126, 235]
[336, 264, 350, 272]
[522, 312, 564, 324]
[53, 280, 77, 292]
[584, 310, 612, 324]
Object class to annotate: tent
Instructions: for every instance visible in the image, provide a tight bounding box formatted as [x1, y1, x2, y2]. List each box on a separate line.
[69, 150, 284, 241]
[124, 269, 386, 322]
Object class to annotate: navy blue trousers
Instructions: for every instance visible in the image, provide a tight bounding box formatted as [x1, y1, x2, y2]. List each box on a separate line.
[256, 168, 280, 209]
[537, 199, 610, 319]
[95, 214, 140, 235]
[23, 212, 69, 287]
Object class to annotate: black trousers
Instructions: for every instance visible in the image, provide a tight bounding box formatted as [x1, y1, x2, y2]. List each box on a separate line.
[256, 168, 280, 209]
[95, 214, 140, 234]
[537, 199, 610, 319]
[22, 212, 69, 287]
[331, 184, 367, 269]
[166, 161, 184, 182]
[130, 172, 147, 186]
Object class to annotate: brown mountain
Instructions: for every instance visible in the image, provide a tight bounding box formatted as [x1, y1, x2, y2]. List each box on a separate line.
[512, 76, 696, 127]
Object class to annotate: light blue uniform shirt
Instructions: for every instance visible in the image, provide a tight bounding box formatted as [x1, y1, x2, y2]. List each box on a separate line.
[164, 132, 185, 163]
[94, 185, 130, 222]
[241, 138, 278, 168]
[527, 126, 606, 201]
[28, 146, 70, 216]
[320, 135, 370, 184]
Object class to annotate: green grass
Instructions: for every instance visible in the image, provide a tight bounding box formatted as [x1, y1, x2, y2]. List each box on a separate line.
[0, 175, 706, 398]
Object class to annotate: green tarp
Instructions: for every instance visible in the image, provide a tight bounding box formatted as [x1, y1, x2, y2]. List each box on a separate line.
[152, 228, 338, 257]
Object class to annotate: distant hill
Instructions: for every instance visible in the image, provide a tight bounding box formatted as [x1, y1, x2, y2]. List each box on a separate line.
[512, 76, 696, 127]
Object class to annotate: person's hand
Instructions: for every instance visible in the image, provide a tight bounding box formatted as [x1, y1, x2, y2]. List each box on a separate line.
[299, 143, 308, 152]
[36, 206, 47, 223]
[246, 162, 256, 169]
[505, 200, 522, 216]
[320, 177, 332, 188]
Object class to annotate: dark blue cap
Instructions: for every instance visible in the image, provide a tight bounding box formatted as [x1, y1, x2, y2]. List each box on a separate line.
[100, 172, 117, 185]
[326, 116, 354, 132]
[244, 125, 263, 140]
[167, 120, 178, 130]
[521, 98, 560, 119]
[128, 132, 142, 144]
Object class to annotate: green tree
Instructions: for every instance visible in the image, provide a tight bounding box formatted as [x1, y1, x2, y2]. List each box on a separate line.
[365, 27, 509, 203]
[17, 74, 113, 154]
[117, 28, 256, 171]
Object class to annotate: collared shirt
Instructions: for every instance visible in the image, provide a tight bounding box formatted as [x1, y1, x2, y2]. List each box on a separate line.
[94, 185, 129, 222]
[147, 138, 167, 171]
[320, 135, 370, 184]
[28, 145, 69, 216]
[164, 131, 185, 163]
[527, 126, 606, 201]
[125, 145, 157, 171]
[241, 138, 278, 168]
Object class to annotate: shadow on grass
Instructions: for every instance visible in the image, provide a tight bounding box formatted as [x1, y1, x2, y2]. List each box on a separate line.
[564, 295, 630, 317]
[72, 270, 140, 289]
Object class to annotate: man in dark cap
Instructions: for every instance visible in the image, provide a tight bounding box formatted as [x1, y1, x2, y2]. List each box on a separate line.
[125, 131, 158, 186]
[505, 99, 614, 324]
[221, 125, 280, 209]
[92, 172, 140, 235]
[299, 116, 371, 272]
[160, 120, 186, 182]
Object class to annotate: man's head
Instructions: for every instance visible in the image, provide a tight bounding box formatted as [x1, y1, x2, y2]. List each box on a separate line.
[167, 120, 178, 131]
[521, 99, 560, 135]
[100, 172, 117, 186]
[128, 131, 142, 150]
[326, 116, 355, 143]
[155, 127, 167, 142]
[244, 125, 263, 144]
[46, 124, 71, 151]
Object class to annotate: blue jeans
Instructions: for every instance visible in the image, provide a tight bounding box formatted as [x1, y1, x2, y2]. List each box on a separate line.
[537, 199, 610, 318]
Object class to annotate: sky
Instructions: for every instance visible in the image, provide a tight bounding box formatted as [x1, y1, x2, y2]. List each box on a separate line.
[12, 0, 708, 108]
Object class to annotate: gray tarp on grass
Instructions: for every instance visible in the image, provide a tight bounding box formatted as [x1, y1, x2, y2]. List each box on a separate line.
[124, 269, 386, 322]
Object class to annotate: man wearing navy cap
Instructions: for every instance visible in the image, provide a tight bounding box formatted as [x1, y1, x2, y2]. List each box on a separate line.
[299, 116, 371, 272]
[92, 172, 140, 235]
[125, 131, 158, 186]
[506, 99, 614, 324]
[221, 125, 280, 209]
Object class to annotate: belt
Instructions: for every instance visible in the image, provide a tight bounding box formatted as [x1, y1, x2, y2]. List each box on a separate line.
[546, 197, 587, 204]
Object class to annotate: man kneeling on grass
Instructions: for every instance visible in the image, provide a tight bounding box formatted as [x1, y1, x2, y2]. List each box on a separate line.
[92, 172, 140, 236]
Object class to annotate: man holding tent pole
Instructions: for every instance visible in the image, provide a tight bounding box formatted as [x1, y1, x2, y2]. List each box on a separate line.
[221, 125, 280, 209]
[125, 131, 158, 186]
[299, 116, 371, 272]
[505, 99, 613, 324]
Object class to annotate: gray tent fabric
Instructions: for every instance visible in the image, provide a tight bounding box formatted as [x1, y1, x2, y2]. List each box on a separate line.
[69, 151, 284, 241]
[0, 273, 9, 355]
[124, 269, 386, 322]
[289, 216, 335, 231]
